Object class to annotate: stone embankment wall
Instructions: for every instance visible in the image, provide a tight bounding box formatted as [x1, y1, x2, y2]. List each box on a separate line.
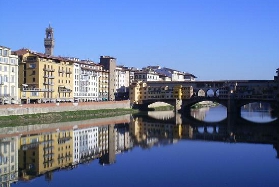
[0, 101, 130, 116]
[0, 114, 131, 137]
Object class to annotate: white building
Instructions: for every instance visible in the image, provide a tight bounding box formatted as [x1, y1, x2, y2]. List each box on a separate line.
[72, 59, 99, 102]
[114, 66, 130, 100]
[146, 66, 196, 81]
[73, 126, 99, 164]
[0, 46, 19, 104]
[133, 69, 160, 82]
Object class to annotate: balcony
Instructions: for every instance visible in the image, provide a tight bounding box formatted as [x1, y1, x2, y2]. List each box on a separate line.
[22, 87, 53, 92]
[58, 86, 72, 93]
[43, 68, 55, 72]
[21, 142, 40, 150]
[66, 70, 72, 74]
[0, 94, 10, 97]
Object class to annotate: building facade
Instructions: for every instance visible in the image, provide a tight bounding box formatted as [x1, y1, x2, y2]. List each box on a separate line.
[133, 69, 160, 82]
[129, 81, 193, 104]
[72, 59, 100, 102]
[114, 66, 130, 100]
[14, 49, 74, 103]
[0, 46, 19, 104]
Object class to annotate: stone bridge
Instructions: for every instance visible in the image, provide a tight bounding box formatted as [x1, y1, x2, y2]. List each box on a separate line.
[130, 79, 279, 116]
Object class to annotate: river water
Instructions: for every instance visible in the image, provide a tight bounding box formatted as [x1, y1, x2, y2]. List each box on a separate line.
[3, 105, 279, 187]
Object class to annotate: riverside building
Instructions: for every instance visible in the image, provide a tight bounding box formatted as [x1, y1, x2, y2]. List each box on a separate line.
[72, 58, 100, 102]
[0, 46, 19, 104]
[114, 66, 130, 100]
[14, 49, 74, 103]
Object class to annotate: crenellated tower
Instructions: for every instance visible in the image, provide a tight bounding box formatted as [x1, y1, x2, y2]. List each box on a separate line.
[44, 24, 55, 56]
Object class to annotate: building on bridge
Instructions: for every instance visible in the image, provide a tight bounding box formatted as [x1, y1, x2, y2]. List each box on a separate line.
[129, 81, 193, 104]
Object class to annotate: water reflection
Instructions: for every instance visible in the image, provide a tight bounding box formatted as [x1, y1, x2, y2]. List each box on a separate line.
[0, 111, 278, 186]
[241, 102, 276, 123]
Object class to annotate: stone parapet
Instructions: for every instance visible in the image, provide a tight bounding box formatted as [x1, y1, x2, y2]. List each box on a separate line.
[0, 101, 130, 116]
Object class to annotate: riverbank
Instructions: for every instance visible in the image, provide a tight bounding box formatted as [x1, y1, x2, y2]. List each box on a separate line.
[0, 108, 137, 127]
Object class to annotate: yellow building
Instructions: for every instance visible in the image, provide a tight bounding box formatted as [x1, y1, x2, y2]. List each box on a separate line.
[18, 129, 73, 180]
[14, 49, 74, 103]
[98, 67, 109, 101]
[129, 81, 193, 105]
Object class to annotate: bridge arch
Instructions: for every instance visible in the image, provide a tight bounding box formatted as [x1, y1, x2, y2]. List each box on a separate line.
[181, 96, 228, 110]
[197, 89, 206, 97]
[206, 89, 214, 97]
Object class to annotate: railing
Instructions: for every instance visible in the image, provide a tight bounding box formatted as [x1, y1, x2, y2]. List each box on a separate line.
[58, 89, 72, 93]
[0, 94, 11, 97]
[43, 68, 55, 72]
[22, 88, 53, 92]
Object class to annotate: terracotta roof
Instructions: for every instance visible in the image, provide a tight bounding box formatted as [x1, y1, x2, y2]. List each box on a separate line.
[13, 48, 30, 56]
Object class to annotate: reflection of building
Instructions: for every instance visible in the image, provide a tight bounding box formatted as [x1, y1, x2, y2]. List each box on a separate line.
[18, 129, 73, 181]
[0, 136, 19, 187]
[129, 116, 181, 148]
[191, 107, 208, 121]
[99, 125, 116, 165]
[73, 127, 99, 164]
[115, 123, 132, 152]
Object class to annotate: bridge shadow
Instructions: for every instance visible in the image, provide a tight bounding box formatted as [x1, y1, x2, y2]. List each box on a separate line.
[134, 113, 279, 146]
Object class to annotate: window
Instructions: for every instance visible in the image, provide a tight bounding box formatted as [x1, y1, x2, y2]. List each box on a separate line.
[29, 63, 36, 68]
[0, 49, 2, 56]
[31, 92, 39, 96]
[3, 50, 8, 56]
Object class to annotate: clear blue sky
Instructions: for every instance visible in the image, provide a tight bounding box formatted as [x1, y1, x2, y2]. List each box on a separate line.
[1, 0, 278, 80]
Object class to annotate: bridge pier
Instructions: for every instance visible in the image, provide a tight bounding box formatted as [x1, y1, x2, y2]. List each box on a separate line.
[227, 94, 241, 117]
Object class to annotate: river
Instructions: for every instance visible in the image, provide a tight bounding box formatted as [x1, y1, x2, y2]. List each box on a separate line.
[2, 104, 279, 187]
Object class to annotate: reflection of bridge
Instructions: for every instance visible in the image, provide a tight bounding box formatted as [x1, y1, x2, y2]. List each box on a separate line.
[130, 79, 279, 118]
[133, 112, 279, 158]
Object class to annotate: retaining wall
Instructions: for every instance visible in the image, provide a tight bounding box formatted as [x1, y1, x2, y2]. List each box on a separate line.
[0, 101, 130, 116]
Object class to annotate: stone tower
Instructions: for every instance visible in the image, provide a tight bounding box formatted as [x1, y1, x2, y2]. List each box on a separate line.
[44, 24, 55, 56]
[100, 56, 116, 101]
